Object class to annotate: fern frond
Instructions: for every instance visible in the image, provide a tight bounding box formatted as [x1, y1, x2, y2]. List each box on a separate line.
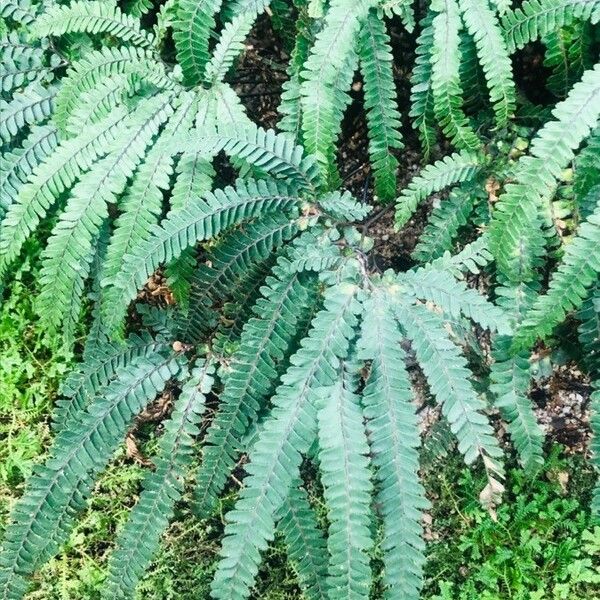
[275, 481, 328, 600]
[316, 365, 373, 599]
[174, 0, 223, 86]
[490, 63, 600, 283]
[186, 123, 322, 191]
[458, 0, 515, 127]
[430, 0, 481, 150]
[0, 82, 56, 143]
[277, 5, 314, 140]
[409, 11, 437, 157]
[32, 1, 154, 48]
[394, 149, 483, 229]
[105, 178, 303, 333]
[392, 298, 503, 474]
[412, 184, 479, 262]
[381, 0, 416, 30]
[65, 72, 139, 136]
[194, 254, 317, 516]
[36, 94, 175, 340]
[318, 190, 372, 221]
[358, 288, 428, 600]
[0, 124, 58, 217]
[0, 353, 183, 599]
[53, 46, 172, 135]
[426, 234, 494, 277]
[183, 214, 300, 344]
[358, 9, 403, 202]
[0, 108, 127, 278]
[300, 0, 371, 182]
[1, 0, 38, 25]
[513, 197, 600, 350]
[171, 152, 216, 212]
[204, 1, 270, 84]
[397, 267, 512, 334]
[502, 0, 600, 52]
[55, 332, 168, 432]
[123, 0, 154, 18]
[103, 361, 214, 599]
[490, 336, 544, 472]
[0, 39, 57, 92]
[210, 267, 362, 600]
[101, 92, 198, 286]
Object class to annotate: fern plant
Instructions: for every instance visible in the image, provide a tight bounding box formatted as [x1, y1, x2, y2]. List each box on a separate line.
[0, 124, 514, 597]
[2, 0, 600, 598]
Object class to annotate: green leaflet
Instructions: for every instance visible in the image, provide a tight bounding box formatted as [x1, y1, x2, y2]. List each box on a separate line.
[54, 332, 168, 432]
[412, 184, 480, 263]
[491, 337, 544, 473]
[203, 1, 271, 85]
[396, 266, 512, 335]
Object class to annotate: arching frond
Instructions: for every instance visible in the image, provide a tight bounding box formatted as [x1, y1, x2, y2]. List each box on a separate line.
[194, 250, 318, 516]
[358, 9, 403, 202]
[36, 93, 175, 341]
[0, 108, 128, 278]
[458, 0, 515, 126]
[210, 266, 362, 600]
[394, 150, 483, 229]
[514, 197, 600, 350]
[502, 0, 600, 52]
[490, 63, 600, 283]
[316, 366, 373, 599]
[358, 288, 428, 600]
[32, 1, 154, 48]
[103, 361, 214, 599]
[105, 178, 304, 333]
[0, 124, 58, 217]
[0, 353, 184, 599]
[430, 0, 480, 150]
